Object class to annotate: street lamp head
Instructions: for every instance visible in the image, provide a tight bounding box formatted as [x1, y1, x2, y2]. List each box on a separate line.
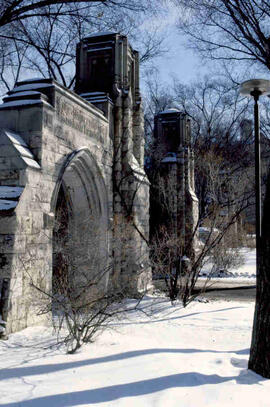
[240, 79, 270, 97]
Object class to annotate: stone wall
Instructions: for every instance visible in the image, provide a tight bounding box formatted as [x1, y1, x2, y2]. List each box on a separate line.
[0, 79, 112, 333]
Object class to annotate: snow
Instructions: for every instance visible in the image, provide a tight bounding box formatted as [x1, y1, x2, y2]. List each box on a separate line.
[0, 186, 24, 199]
[0, 199, 18, 210]
[181, 255, 190, 261]
[85, 31, 116, 38]
[199, 226, 219, 234]
[128, 154, 149, 183]
[200, 248, 256, 282]
[13, 143, 35, 159]
[5, 130, 27, 147]
[2, 130, 41, 170]
[6, 130, 40, 166]
[11, 83, 53, 93]
[5, 91, 41, 98]
[21, 156, 41, 169]
[160, 108, 180, 114]
[80, 92, 107, 96]
[85, 95, 109, 103]
[1, 296, 269, 407]
[0, 99, 48, 108]
[0, 249, 266, 406]
[18, 78, 47, 84]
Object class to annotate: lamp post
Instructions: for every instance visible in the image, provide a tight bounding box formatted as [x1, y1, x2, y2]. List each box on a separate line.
[240, 79, 270, 271]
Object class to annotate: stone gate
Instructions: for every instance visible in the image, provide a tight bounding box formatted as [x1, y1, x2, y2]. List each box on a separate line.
[0, 32, 151, 334]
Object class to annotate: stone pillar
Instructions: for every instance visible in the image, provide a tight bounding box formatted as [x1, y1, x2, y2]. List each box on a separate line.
[112, 93, 123, 288]
[152, 110, 199, 260]
[122, 92, 133, 169]
[133, 105, 144, 167]
[177, 147, 186, 244]
[184, 147, 199, 258]
[75, 32, 151, 294]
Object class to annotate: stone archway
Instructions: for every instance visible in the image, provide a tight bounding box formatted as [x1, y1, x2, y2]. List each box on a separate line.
[51, 148, 110, 299]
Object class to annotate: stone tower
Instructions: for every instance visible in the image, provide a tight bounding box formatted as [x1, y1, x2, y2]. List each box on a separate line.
[75, 32, 149, 291]
[151, 108, 198, 258]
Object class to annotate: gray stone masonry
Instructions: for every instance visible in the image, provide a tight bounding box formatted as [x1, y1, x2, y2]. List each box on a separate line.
[0, 33, 151, 334]
[153, 109, 199, 258]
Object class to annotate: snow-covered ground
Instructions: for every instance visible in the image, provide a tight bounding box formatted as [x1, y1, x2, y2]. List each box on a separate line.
[1, 248, 268, 407]
[199, 248, 256, 283]
[1, 295, 270, 407]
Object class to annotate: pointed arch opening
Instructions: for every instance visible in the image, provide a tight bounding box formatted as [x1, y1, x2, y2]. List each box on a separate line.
[51, 148, 110, 300]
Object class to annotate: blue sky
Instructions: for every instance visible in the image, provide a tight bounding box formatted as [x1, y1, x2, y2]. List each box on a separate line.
[146, 2, 269, 89]
[154, 28, 208, 85]
[140, 3, 209, 87]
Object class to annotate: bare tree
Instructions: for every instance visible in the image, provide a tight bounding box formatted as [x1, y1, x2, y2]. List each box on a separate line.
[144, 74, 256, 305]
[144, 69, 176, 155]
[150, 146, 252, 306]
[172, 1, 270, 376]
[18, 157, 149, 353]
[26, 210, 146, 353]
[173, 0, 270, 73]
[0, 1, 150, 28]
[144, 75, 255, 218]
[173, 77, 251, 147]
[0, 1, 167, 94]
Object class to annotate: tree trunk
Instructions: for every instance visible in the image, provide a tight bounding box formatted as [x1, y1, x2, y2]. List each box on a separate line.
[249, 169, 270, 378]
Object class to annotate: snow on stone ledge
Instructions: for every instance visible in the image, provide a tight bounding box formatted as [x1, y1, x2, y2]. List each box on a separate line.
[0, 129, 41, 170]
[11, 83, 54, 93]
[21, 156, 41, 169]
[0, 199, 19, 210]
[160, 108, 180, 115]
[0, 186, 24, 199]
[84, 31, 116, 38]
[5, 130, 28, 147]
[4, 90, 42, 99]
[0, 186, 24, 212]
[17, 77, 46, 84]
[0, 99, 50, 108]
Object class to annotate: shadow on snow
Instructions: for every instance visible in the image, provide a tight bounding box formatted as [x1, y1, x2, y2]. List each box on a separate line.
[1, 347, 250, 380]
[1, 370, 266, 407]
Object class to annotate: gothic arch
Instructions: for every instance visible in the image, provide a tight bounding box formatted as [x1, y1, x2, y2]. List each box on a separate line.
[51, 148, 110, 292]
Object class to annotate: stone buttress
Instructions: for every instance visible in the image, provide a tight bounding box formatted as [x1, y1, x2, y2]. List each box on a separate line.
[75, 32, 151, 293]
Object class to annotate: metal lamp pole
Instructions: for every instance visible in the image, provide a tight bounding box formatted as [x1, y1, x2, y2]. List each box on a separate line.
[240, 79, 270, 271]
[253, 88, 262, 267]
